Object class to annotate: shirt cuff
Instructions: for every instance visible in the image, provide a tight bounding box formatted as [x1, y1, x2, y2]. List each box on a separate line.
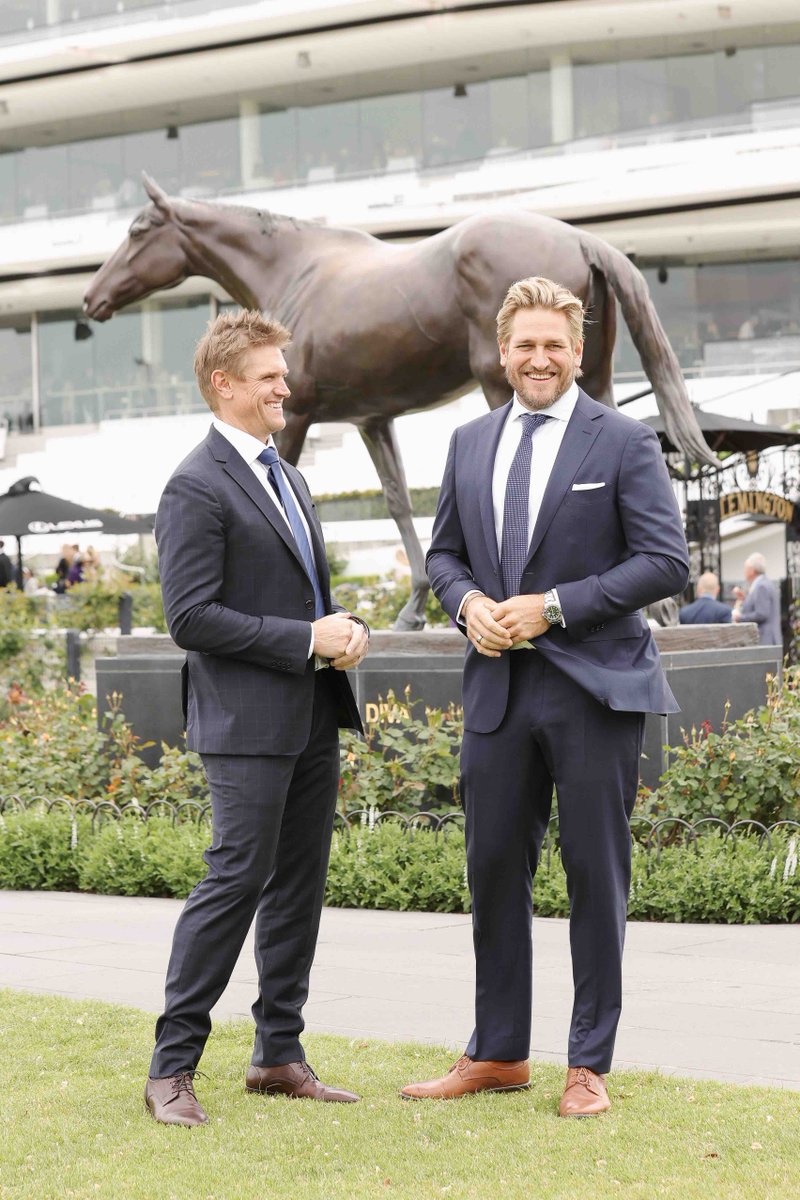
[456, 589, 483, 626]
[308, 626, 315, 658]
[550, 586, 567, 628]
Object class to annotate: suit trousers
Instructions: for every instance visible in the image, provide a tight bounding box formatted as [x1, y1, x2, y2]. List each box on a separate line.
[461, 650, 644, 1074]
[150, 667, 340, 1078]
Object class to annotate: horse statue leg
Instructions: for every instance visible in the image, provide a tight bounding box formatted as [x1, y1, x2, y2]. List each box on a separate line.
[274, 411, 312, 465]
[358, 418, 429, 631]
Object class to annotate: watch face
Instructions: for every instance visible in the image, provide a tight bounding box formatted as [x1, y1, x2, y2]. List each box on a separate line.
[544, 604, 560, 624]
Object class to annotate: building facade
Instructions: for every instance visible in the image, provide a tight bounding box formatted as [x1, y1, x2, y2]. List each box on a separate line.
[1, 0, 799, 533]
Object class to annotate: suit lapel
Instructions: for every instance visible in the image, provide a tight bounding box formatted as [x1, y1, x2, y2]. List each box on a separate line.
[208, 427, 309, 575]
[478, 403, 513, 576]
[525, 390, 602, 565]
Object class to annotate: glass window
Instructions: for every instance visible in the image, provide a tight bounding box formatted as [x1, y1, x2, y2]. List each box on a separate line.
[665, 54, 717, 126]
[715, 46, 766, 118]
[16, 145, 69, 217]
[573, 61, 619, 140]
[614, 258, 800, 379]
[617, 58, 670, 132]
[67, 136, 124, 212]
[527, 69, 552, 147]
[179, 118, 240, 195]
[0, 319, 33, 431]
[121, 129, 181, 208]
[0, 152, 17, 221]
[138, 297, 209, 415]
[422, 83, 490, 168]
[487, 75, 529, 155]
[360, 92, 423, 172]
[258, 109, 299, 186]
[37, 299, 211, 428]
[763, 44, 800, 104]
[296, 101, 361, 182]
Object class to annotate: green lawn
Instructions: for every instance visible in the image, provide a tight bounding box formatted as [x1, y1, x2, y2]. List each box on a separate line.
[0, 990, 797, 1200]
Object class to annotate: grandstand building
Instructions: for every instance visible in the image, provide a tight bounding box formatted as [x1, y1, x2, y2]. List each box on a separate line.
[1, 0, 799, 577]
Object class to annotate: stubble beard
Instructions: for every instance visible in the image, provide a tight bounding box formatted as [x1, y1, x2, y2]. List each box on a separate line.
[507, 364, 575, 412]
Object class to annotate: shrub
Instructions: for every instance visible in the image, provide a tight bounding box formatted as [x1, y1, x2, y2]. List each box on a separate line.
[77, 815, 210, 898]
[338, 690, 461, 813]
[646, 669, 800, 826]
[0, 805, 796, 923]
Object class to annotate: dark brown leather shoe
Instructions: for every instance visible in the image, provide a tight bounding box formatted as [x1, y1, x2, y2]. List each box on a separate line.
[400, 1055, 530, 1100]
[144, 1072, 208, 1126]
[559, 1066, 611, 1117]
[245, 1061, 359, 1103]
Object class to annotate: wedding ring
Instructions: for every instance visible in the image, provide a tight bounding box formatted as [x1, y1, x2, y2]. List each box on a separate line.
[476, 633, 483, 644]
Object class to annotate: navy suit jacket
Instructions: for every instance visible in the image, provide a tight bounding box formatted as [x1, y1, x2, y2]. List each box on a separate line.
[426, 390, 690, 733]
[155, 426, 362, 755]
[679, 595, 732, 625]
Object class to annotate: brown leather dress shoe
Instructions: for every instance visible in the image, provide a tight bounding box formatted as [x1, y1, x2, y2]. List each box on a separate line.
[144, 1072, 208, 1127]
[245, 1061, 359, 1103]
[400, 1055, 530, 1100]
[559, 1066, 611, 1117]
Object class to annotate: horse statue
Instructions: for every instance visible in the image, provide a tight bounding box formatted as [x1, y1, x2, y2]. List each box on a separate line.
[84, 174, 713, 629]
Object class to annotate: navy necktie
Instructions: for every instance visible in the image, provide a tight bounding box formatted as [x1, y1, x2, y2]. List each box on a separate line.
[501, 412, 550, 599]
[257, 446, 326, 619]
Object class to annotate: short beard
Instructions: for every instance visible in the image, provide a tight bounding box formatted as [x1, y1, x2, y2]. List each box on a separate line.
[506, 366, 575, 411]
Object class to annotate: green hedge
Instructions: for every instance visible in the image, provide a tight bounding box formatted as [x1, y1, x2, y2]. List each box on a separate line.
[0, 808, 796, 923]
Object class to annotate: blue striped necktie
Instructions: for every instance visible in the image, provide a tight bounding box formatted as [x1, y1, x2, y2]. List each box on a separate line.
[501, 412, 550, 599]
[257, 446, 326, 619]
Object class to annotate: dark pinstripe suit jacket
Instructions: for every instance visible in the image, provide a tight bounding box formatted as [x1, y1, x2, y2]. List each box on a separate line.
[155, 425, 362, 755]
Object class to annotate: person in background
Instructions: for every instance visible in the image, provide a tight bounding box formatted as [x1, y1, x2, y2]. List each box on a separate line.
[84, 545, 102, 583]
[67, 547, 84, 587]
[21, 567, 39, 596]
[732, 552, 781, 645]
[54, 543, 74, 593]
[678, 572, 731, 625]
[0, 540, 14, 588]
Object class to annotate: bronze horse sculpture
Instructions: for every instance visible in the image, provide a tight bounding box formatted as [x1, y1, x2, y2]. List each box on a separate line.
[84, 174, 712, 629]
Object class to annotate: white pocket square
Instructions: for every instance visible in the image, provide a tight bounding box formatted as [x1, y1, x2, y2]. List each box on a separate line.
[572, 482, 605, 491]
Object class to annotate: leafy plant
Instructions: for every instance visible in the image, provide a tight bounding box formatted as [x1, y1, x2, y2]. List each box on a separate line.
[645, 668, 800, 826]
[339, 689, 461, 813]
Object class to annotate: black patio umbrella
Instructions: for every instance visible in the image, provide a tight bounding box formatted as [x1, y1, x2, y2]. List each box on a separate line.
[641, 408, 800, 456]
[0, 476, 154, 583]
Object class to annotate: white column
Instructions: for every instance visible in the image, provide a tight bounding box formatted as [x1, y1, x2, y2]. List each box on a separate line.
[239, 98, 262, 189]
[550, 53, 574, 145]
[30, 313, 41, 433]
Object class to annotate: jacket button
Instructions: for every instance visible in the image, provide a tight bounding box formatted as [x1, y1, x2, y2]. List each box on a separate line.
[305, 599, 314, 610]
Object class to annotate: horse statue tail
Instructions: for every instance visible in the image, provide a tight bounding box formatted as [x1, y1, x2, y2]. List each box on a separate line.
[578, 233, 718, 468]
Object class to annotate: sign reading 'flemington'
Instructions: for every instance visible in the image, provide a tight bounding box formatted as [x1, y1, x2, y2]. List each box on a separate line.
[719, 491, 796, 523]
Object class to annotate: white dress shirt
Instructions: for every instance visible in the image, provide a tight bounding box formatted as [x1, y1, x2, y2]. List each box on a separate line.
[212, 418, 319, 659]
[457, 382, 579, 631]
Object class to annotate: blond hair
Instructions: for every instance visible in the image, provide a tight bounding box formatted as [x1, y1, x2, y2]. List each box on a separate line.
[496, 276, 585, 350]
[194, 309, 291, 412]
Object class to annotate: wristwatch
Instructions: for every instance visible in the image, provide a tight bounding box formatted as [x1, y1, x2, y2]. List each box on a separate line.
[543, 589, 563, 626]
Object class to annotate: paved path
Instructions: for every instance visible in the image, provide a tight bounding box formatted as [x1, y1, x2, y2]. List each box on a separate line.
[1, 891, 798, 1090]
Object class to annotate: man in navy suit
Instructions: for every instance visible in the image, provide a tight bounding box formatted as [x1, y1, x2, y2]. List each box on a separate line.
[145, 310, 369, 1126]
[402, 278, 688, 1116]
[679, 572, 732, 625]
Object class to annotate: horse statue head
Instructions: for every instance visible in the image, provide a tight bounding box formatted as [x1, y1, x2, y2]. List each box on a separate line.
[84, 174, 192, 321]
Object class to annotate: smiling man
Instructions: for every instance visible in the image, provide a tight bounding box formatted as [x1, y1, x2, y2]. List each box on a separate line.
[145, 309, 368, 1126]
[402, 277, 688, 1115]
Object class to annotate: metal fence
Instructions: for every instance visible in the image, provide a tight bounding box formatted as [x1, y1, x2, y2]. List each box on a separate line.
[0, 795, 796, 859]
